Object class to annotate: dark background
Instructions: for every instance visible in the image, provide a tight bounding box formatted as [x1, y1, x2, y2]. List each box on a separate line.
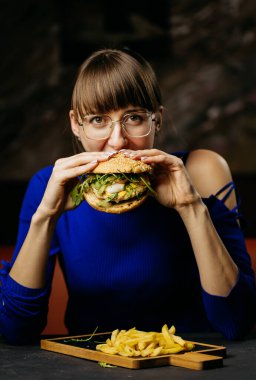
[0, 0, 256, 244]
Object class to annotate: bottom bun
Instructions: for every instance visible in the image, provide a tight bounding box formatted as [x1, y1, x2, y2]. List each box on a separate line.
[84, 191, 148, 214]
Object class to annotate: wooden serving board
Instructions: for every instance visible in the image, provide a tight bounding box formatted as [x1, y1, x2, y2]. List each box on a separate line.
[40, 332, 226, 370]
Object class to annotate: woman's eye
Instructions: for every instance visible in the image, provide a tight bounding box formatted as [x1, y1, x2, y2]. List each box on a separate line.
[92, 117, 101, 123]
[126, 114, 143, 124]
[91, 116, 104, 124]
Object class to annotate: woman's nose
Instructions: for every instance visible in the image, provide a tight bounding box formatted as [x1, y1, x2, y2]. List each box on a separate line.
[107, 122, 128, 150]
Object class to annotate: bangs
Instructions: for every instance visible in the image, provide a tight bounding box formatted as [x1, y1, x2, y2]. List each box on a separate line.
[72, 49, 161, 119]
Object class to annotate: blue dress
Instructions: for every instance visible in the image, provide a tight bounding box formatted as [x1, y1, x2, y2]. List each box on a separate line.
[1, 152, 256, 344]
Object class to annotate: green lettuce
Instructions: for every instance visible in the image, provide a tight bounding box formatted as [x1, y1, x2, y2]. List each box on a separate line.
[70, 173, 155, 207]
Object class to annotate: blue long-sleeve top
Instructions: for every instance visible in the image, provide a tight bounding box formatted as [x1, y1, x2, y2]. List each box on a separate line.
[1, 153, 256, 344]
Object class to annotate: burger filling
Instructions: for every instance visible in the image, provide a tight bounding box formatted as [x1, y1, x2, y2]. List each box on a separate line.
[71, 173, 155, 208]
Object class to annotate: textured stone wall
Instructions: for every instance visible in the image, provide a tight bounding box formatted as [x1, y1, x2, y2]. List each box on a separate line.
[0, 0, 255, 180]
[158, 0, 256, 174]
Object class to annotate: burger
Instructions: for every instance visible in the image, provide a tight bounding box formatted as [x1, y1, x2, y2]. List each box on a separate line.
[71, 153, 155, 213]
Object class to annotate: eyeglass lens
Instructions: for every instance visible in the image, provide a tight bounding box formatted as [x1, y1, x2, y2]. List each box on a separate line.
[81, 112, 153, 140]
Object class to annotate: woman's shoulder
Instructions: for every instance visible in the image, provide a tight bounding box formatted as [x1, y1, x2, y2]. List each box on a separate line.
[185, 149, 231, 179]
[184, 149, 236, 209]
[173, 149, 230, 173]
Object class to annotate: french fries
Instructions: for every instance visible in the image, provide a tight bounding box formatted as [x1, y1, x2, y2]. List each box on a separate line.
[96, 324, 194, 357]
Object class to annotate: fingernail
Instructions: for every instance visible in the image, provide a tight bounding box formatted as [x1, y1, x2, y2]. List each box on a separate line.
[103, 151, 116, 156]
[125, 152, 137, 157]
[90, 160, 98, 164]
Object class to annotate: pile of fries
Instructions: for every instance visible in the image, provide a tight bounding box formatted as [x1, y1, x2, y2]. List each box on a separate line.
[96, 324, 194, 357]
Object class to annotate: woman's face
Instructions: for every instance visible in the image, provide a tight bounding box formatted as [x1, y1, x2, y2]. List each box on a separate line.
[70, 106, 162, 152]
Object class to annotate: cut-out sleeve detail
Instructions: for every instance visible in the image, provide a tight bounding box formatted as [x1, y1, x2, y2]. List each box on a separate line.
[201, 181, 256, 339]
[214, 181, 241, 214]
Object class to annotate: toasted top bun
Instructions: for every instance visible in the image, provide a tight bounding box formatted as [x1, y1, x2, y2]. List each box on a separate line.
[92, 152, 152, 174]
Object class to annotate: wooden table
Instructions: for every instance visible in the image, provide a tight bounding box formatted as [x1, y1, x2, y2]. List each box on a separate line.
[1, 332, 256, 380]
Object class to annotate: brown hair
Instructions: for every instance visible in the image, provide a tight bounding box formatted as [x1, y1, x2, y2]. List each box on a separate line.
[71, 48, 162, 122]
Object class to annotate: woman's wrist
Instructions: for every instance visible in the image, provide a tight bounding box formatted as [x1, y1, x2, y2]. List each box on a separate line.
[32, 204, 60, 227]
[175, 198, 208, 226]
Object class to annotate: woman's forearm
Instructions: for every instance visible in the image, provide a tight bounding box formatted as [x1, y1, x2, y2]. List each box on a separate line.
[9, 207, 58, 289]
[177, 199, 239, 296]
[8, 153, 103, 289]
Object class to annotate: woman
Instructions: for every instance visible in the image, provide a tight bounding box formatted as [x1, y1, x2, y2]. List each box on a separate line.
[1, 48, 255, 344]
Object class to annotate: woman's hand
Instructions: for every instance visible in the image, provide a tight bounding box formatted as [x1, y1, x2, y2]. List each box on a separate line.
[37, 152, 115, 218]
[123, 149, 201, 210]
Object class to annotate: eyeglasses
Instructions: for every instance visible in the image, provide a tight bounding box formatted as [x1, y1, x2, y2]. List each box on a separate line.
[78, 111, 155, 140]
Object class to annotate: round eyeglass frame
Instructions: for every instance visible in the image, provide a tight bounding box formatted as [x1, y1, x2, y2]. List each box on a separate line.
[77, 111, 156, 141]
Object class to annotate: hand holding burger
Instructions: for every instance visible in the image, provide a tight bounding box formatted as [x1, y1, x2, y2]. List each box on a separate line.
[71, 153, 155, 213]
